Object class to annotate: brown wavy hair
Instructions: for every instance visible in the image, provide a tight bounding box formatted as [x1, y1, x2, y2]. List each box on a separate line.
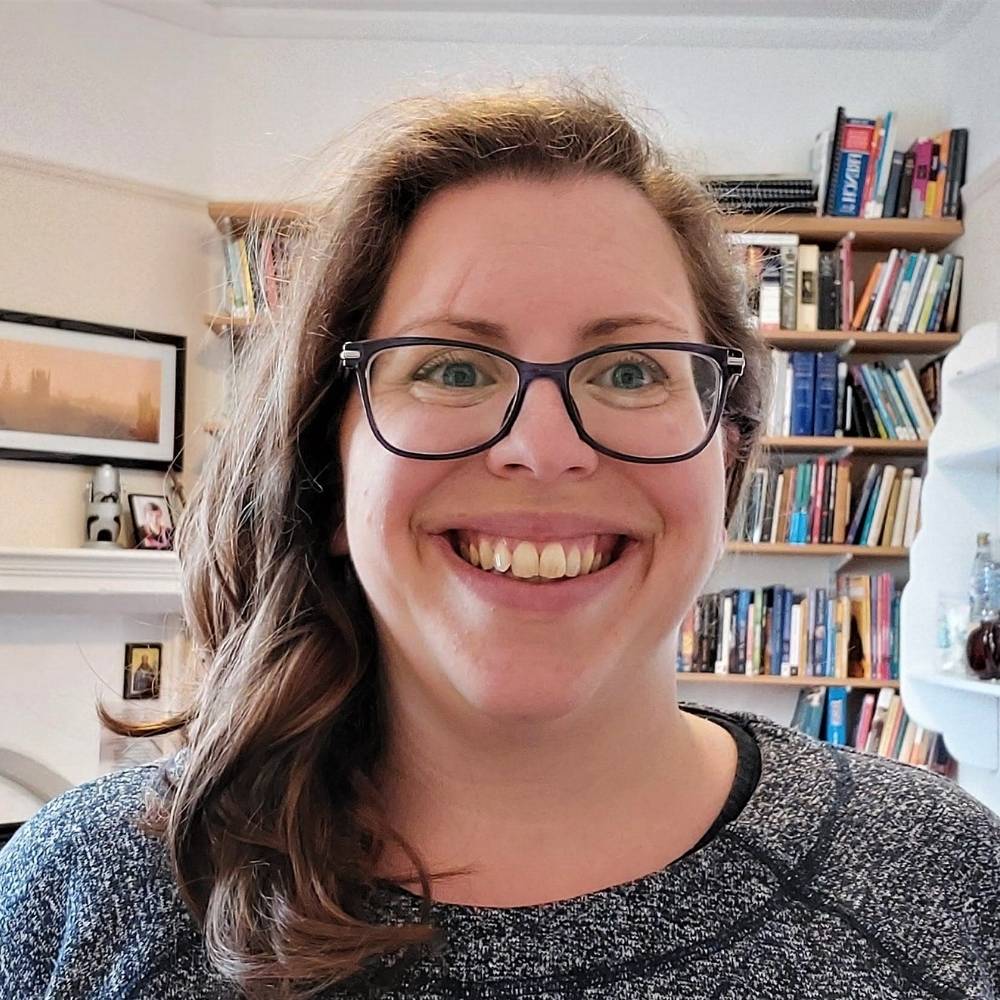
[101, 81, 770, 998]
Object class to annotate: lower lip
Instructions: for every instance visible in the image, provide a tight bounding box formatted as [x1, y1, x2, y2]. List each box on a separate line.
[429, 533, 640, 614]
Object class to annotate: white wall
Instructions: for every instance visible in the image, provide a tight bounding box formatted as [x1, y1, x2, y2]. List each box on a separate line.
[0, 1, 980, 199]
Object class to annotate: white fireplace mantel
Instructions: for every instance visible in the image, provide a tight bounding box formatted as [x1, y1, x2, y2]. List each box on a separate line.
[0, 546, 182, 615]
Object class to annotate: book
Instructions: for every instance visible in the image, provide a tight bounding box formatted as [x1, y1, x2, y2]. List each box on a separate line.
[796, 244, 820, 331]
[831, 116, 877, 216]
[790, 353, 816, 436]
[791, 687, 827, 740]
[825, 686, 849, 745]
[813, 352, 839, 437]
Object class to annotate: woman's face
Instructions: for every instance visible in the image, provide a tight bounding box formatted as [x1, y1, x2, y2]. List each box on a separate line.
[337, 174, 727, 725]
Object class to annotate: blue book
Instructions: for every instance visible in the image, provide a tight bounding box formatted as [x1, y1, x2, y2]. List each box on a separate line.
[824, 686, 849, 745]
[831, 118, 876, 216]
[769, 586, 785, 676]
[791, 686, 826, 740]
[813, 352, 839, 437]
[780, 587, 794, 675]
[790, 353, 817, 436]
[792, 461, 813, 543]
[735, 589, 751, 674]
[857, 364, 898, 439]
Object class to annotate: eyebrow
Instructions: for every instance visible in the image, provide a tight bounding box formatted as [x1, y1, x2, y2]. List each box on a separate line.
[393, 313, 695, 343]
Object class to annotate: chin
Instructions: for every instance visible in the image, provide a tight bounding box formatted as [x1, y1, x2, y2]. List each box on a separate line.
[446, 648, 608, 724]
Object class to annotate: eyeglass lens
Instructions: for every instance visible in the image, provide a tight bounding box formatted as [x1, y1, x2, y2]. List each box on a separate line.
[364, 344, 722, 459]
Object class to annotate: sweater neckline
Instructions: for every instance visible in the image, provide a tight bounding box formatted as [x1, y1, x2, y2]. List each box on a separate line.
[358, 706, 845, 988]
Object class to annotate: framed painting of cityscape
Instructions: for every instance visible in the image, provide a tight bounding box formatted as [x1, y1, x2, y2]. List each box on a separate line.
[0, 310, 184, 471]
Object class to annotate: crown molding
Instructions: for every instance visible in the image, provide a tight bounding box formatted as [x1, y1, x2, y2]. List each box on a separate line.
[102, 0, 987, 48]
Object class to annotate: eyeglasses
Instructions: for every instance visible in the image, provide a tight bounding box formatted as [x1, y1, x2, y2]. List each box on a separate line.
[339, 337, 745, 464]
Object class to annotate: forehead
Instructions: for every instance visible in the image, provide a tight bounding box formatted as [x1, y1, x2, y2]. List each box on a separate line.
[368, 173, 702, 343]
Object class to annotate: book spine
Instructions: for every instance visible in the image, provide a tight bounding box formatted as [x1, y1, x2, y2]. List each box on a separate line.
[791, 353, 817, 436]
[943, 128, 968, 218]
[832, 119, 875, 217]
[780, 246, 799, 330]
[881, 151, 905, 218]
[813, 352, 839, 437]
[896, 151, 915, 218]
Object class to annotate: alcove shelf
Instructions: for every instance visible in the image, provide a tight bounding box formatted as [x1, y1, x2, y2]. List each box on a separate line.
[0, 547, 181, 615]
[900, 322, 1000, 803]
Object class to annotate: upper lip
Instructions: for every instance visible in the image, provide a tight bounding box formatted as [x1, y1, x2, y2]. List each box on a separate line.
[430, 513, 640, 541]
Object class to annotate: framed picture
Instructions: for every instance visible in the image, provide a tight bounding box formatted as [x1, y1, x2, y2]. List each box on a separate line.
[123, 643, 162, 700]
[129, 493, 175, 550]
[0, 309, 184, 471]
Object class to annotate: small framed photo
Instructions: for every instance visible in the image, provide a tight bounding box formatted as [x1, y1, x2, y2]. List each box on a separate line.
[123, 643, 162, 700]
[129, 494, 175, 550]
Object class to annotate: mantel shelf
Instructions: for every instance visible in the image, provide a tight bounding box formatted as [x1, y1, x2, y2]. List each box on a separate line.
[0, 547, 181, 615]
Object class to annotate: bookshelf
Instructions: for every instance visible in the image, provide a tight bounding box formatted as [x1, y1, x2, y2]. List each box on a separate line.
[205, 205, 960, 725]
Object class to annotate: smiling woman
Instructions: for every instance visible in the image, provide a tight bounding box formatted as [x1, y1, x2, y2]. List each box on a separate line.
[2, 83, 1000, 1000]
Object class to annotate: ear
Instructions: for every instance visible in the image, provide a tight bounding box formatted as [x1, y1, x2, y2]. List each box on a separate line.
[330, 520, 349, 557]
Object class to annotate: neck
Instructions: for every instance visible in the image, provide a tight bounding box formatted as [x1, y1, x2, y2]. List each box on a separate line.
[371, 654, 737, 907]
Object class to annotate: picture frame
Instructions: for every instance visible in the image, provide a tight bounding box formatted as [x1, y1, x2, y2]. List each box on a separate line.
[123, 643, 162, 700]
[0, 309, 184, 471]
[128, 493, 175, 551]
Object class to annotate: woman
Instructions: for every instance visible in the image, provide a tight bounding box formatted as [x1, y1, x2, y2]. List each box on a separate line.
[1, 85, 998, 1000]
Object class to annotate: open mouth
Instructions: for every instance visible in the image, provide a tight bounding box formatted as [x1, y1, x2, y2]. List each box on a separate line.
[445, 529, 631, 584]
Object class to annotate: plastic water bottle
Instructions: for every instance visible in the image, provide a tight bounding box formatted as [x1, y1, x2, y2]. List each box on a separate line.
[970, 533, 995, 621]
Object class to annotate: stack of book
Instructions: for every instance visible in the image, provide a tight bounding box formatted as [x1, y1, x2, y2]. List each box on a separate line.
[729, 232, 854, 333]
[218, 216, 303, 320]
[813, 107, 968, 219]
[789, 686, 955, 775]
[677, 573, 900, 680]
[703, 174, 817, 215]
[736, 458, 921, 549]
[768, 352, 935, 441]
[852, 249, 962, 333]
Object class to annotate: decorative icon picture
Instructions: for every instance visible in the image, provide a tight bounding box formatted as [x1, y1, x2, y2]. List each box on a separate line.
[123, 643, 162, 700]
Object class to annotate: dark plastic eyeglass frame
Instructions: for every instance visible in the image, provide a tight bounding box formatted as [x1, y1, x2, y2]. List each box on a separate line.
[338, 337, 746, 465]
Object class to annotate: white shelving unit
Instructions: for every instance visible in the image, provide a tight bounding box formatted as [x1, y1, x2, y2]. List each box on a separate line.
[0, 547, 181, 615]
[900, 321, 1000, 809]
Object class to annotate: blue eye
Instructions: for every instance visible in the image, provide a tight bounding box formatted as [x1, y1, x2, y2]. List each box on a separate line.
[610, 362, 650, 389]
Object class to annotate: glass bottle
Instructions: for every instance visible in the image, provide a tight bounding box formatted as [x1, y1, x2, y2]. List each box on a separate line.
[967, 536, 1000, 680]
[969, 532, 994, 621]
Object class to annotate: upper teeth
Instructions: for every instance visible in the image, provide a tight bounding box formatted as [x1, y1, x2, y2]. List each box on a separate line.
[456, 535, 613, 580]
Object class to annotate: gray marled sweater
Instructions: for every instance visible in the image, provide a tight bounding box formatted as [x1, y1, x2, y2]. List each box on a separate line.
[1, 706, 999, 999]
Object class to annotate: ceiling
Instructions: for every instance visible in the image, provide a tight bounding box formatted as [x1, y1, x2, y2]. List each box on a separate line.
[103, 0, 987, 47]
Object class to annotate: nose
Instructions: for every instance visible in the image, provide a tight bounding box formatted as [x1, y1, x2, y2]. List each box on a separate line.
[483, 375, 599, 481]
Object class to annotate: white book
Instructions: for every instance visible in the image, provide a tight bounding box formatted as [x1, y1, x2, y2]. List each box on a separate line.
[769, 472, 785, 543]
[865, 465, 898, 546]
[728, 232, 800, 247]
[896, 359, 936, 437]
[906, 252, 939, 333]
[770, 351, 788, 435]
[781, 359, 793, 435]
[866, 248, 899, 332]
[890, 468, 914, 548]
[903, 477, 922, 547]
[787, 601, 801, 677]
[716, 594, 733, 673]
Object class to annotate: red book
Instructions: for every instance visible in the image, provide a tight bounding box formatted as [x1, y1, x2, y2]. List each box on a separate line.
[854, 692, 877, 749]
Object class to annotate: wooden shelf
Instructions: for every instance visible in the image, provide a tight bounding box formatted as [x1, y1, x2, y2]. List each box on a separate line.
[726, 542, 909, 557]
[677, 672, 899, 689]
[207, 202, 311, 228]
[206, 204, 962, 250]
[763, 436, 927, 455]
[206, 313, 250, 333]
[722, 214, 962, 251]
[207, 312, 960, 357]
[763, 331, 960, 353]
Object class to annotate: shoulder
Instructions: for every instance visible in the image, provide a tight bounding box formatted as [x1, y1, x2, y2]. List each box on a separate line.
[0, 756, 200, 995]
[732, 708, 1000, 923]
